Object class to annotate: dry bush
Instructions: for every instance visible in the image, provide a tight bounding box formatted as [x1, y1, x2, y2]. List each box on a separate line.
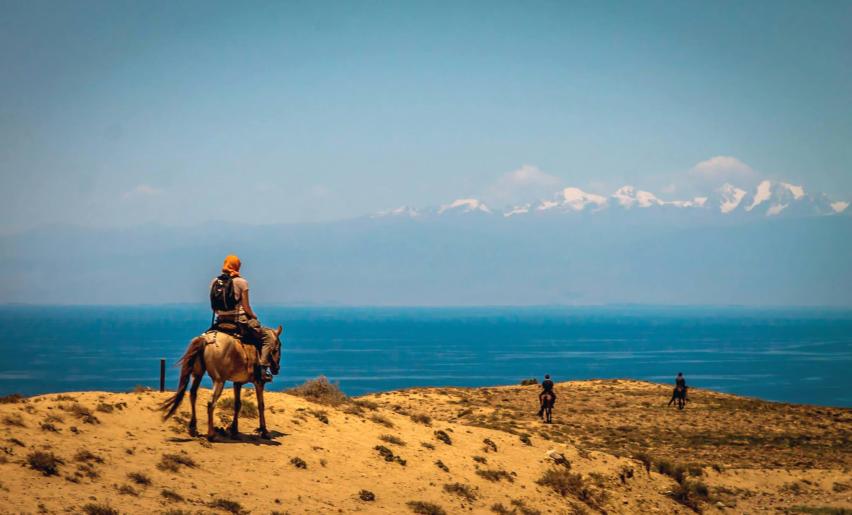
[634, 452, 652, 473]
[520, 378, 538, 386]
[443, 482, 477, 502]
[537, 469, 604, 509]
[510, 499, 542, 515]
[27, 451, 63, 476]
[435, 459, 449, 472]
[61, 403, 99, 424]
[476, 469, 514, 483]
[434, 430, 452, 445]
[74, 450, 104, 464]
[669, 480, 710, 511]
[375, 445, 406, 466]
[286, 376, 348, 406]
[95, 403, 114, 413]
[370, 414, 394, 428]
[407, 501, 447, 515]
[491, 504, 512, 515]
[290, 457, 307, 469]
[421, 442, 435, 450]
[45, 413, 63, 423]
[40, 422, 59, 432]
[127, 472, 151, 486]
[483, 438, 498, 452]
[117, 484, 138, 496]
[310, 410, 329, 424]
[161, 488, 184, 502]
[209, 498, 247, 515]
[217, 396, 259, 418]
[473, 455, 487, 464]
[353, 399, 379, 410]
[656, 460, 687, 484]
[359, 490, 375, 501]
[519, 434, 532, 446]
[82, 504, 118, 515]
[3, 413, 25, 427]
[379, 434, 406, 446]
[157, 453, 196, 472]
[410, 413, 432, 425]
[0, 394, 25, 404]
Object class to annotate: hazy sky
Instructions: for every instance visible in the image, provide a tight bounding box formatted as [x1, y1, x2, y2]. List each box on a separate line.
[1, 0, 850, 232]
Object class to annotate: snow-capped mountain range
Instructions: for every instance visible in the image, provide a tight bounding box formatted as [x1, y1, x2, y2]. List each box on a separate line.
[375, 180, 849, 219]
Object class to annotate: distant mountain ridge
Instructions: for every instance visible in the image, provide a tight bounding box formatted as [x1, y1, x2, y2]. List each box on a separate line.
[374, 180, 849, 220]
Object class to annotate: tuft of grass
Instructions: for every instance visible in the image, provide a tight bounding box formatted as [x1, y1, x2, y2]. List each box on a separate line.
[434, 430, 452, 445]
[209, 498, 247, 515]
[473, 455, 487, 464]
[369, 413, 394, 428]
[40, 422, 60, 432]
[483, 438, 498, 452]
[519, 434, 532, 446]
[286, 376, 348, 406]
[443, 482, 477, 502]
[311, 410, 329, 424]
[157, 452, 196, 472]
[491, 503, 512, 515]
[656, 459, 687, 484]
[510, 499, 542, 515]
[379, 434, 406, 446]
[0, 393, 25, 404]
[127, 471, 152, 486]
[117, 484, 138, 496]
[410, 413, 432, 425]
[3, 413, 26, 427]
[352, 399, 379, 411]
[476, 468, 514, 483]
[407, 501, 447, 515]
[27, 451, 64, 476]
[82, 503, 118, 515]
[359, 489, 375, 501]
[61, 403, 100, 424]
[520, 378, 538, 386]
[435, 459, 449, 472]
[161, 488, 184, 502]
[537, 469, 587, 497]
[789, 508, 852, 515]
[290, 457, 307, 469]
[374, 445, 406, 466]
[74, 450, 104, 464]
[95, 403, 114, 413]
[421, 441, 435, 450]
[217, 396, 259, 418]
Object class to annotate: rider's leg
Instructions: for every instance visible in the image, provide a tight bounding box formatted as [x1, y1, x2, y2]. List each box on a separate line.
[537, 393, 545, 416]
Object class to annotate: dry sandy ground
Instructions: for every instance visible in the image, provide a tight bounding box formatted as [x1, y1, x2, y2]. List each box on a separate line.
[0, 380, 848, 514]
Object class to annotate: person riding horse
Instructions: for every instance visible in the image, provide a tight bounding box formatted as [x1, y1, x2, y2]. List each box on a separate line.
[210, 255, 276, 382]
[537, 374, 556, 420]
[667, 372, 688, 408]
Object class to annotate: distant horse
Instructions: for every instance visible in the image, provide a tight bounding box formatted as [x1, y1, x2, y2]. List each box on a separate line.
[668, 385, 688, 410]
[540, 391, 556, 423]
[160, 326, 282, 440]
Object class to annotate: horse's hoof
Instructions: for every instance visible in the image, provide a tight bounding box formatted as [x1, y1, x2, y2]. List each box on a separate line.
[206, 434, 215, 442]
[188, 427, 198, 437]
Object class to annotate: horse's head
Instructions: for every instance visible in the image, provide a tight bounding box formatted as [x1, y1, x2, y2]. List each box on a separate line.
[269, 325, 283, 375]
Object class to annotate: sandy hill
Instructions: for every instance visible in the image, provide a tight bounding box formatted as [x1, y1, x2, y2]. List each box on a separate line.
[0, 380, 849, 514]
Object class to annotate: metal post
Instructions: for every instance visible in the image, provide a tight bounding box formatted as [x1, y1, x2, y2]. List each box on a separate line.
[159, 358, 166, 392]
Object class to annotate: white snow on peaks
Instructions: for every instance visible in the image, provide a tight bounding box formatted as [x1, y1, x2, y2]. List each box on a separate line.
[560, 187, 607, 211]
[373, 206, 419, 218]
[746, 180, 773, 211]
[438, 198, 492, 214]
[781, 182, 805, 199]
[718, 184, 747, 213]
[612, 186, 663, 208]
[831, 201, 850, 213]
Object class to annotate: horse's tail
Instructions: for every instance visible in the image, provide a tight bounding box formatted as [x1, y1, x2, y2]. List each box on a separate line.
[160, 336, 206, 420]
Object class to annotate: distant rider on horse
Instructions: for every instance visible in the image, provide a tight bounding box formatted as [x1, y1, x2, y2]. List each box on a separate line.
[537, 374, 556, 417]
[209, 255, 276, 382]
[667, 372, 688, 407]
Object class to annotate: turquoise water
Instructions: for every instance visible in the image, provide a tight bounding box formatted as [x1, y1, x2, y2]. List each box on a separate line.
[0, 305, 850, 407]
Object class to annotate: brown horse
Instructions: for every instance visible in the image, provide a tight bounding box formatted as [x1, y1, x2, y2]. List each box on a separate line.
[160, 326, 282, 440]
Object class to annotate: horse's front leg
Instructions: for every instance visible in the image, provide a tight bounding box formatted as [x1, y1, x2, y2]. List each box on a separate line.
[206, 380, 225, 441]
[254, 382, 270, 439]
[229, 383, 242, 438]
[188, 374, 202, 437]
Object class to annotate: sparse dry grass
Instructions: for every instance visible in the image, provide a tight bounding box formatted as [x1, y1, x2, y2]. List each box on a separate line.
[287, 376, 348, 406]
[27, 451, 64, 476]
[3, 413, 26, 427]
[375, 445, 406, 465]
[290, 457, 307, 469]
[434, 430, 452, 445]
[217, 396, 259, 418]
[370, 413, 394, 428]
[127, 471, 151, 486]
[161, 488, 184, 502]
[379, 434, 406, 446]
[82, 503, 118, 515]
[209, 498, 247, 515]
[157, 453, 196, 472]
[407, 500, 447, 515]
[0, 394, 25, 404]
[443, 482, 477, 502]
[476, 468, 514, 483]
[410, 413, 432, 425]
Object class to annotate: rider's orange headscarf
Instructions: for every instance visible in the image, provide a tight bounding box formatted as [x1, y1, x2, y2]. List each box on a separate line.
[222, 255, 241, 277]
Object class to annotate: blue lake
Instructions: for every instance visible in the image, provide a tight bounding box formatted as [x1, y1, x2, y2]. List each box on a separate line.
[0, 305, 850, 407]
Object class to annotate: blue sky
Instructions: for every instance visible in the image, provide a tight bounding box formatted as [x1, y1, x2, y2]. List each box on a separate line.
[1, 0, 850, 232]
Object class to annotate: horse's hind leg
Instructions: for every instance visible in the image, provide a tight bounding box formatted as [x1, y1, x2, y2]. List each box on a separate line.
[255, 381, 270, 439]
[229, 383, 242, 438]
[188, 374, 202, 437]
[206, 380, 225, 441]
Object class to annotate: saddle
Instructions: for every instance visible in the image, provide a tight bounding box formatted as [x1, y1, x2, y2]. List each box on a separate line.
[207, 322, 261, 352]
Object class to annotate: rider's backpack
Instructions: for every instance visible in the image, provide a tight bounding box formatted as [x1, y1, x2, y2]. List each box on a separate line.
[210, 273, 238, 312]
